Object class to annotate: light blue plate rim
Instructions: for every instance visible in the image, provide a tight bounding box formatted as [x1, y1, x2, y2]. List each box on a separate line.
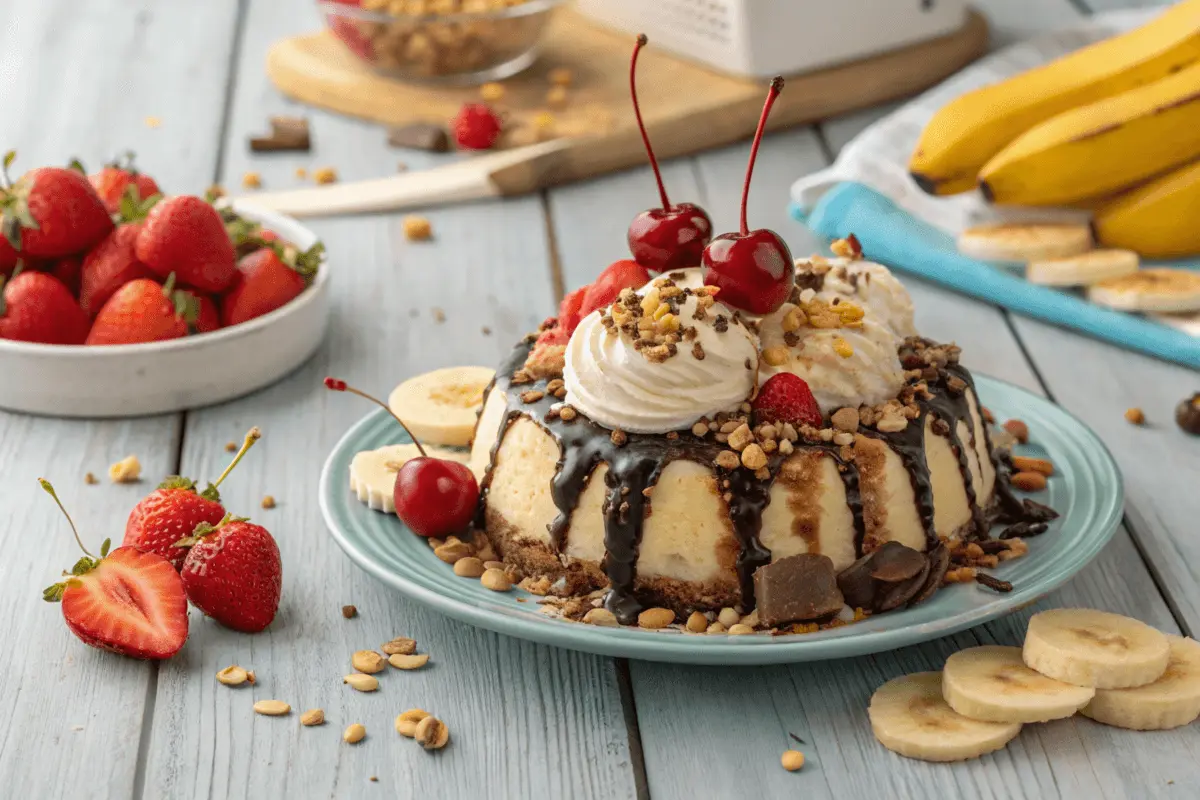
[319, 374, 1124, 665]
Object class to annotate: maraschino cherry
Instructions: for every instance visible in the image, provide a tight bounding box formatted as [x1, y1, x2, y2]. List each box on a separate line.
[626, 35, 713, 272]
[324, 377, 479, 538]
[701, 77, 794, 315]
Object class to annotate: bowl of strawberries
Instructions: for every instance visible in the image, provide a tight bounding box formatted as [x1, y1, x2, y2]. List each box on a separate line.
[0, 152, 330, 418]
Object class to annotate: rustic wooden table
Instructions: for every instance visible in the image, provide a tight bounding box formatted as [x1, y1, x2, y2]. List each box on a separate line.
[2, 1, 1196, 798]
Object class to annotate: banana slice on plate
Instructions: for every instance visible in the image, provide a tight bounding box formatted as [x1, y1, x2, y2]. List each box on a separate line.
[1025, 249, 1139, 287]
[1082, 635, 1200, 730]
[868, 672, 1022, 762]
[1086, 268, 1200, 313]
[1023, 608, 1170, 689]
[943, 645, 1094, 723]
[349, 443, 469, 513]
[957, 223, 1093, 263]
[387, 366, 495, 447]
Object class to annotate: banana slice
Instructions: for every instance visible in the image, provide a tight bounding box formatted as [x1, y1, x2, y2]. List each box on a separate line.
[1153, 311, 1200, 337]
[943, 645, 1094, 723]
[1086, 268, 1200, 313]
[868, 672, 1022, 762]
[1082, 635, 1200, 730]
[387, 366, 495, 447]
[957, 223, 1093, 263]
[349, 443, 469, 513]
[1025, 249, 1139, 287]
[1023, 608, 1170, 689]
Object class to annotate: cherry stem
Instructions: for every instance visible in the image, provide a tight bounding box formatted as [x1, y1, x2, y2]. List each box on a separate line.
[38, 479, 93, 558]
[323, 377, 428, 457]
[739, 76, 784, 236]
[212, 427, 261, 490]
[631, 34, 671, 211]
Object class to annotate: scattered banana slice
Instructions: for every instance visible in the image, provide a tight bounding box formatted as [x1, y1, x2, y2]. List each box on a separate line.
[943, 645, 1094, 723]
[957, 223, 1092, 263]
[387, 366, 495, 447]
[1153, 310, 1200, 337]
[1023, 608, 1170, 689]
[1086, 268, 1200, 313]
[1082, 635, 1200, 730]
[349, 443, 469, 513]
[868, 672, 1022, 762]
[1025, 249, 1139, 287]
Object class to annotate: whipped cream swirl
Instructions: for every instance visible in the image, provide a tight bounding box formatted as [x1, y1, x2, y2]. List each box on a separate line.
[759, 302, 905, 415]
[564, 287, 759, 434]
[805, 257, 917, 341]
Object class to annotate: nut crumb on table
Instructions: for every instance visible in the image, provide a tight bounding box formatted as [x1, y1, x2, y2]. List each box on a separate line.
[1125, 407, 1145, 425]
[403, 215, 433, 241]
[261, 495, 276, 509]
[241, 171, 261, 189]
[108, 455, 141, 484]
[84, 472, 97, 485]
[314, 167, 337, 184]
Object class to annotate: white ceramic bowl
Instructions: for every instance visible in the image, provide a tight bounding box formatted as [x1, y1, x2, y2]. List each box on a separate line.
[0, 202, 330, 418]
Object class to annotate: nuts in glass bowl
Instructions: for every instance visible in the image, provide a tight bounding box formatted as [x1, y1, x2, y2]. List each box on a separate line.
[320, 0, 565, 84]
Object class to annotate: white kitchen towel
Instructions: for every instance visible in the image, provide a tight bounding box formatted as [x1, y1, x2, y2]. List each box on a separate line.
[790, 9, 1157, 235]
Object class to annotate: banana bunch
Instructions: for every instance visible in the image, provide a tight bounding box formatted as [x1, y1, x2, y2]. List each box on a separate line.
[869, 608, 1200, 762]
[911, 0, 1200, 256]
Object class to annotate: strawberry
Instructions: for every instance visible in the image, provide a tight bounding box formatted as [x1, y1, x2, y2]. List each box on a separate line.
[40, 480, 188, 660]
[123, 429, 259, 569]
[45, 255, 83, 296]
[535, 326, 569, 347]
[89, 154, 162, 215]
[79, 223, 153, 317]
[0, 271, 89, 344]
[452, 103, 503, 150]
[580, 259, 651, 318]
[177, 515, 282, 633]
[0, 153, 113, 258]
[86, 274, 195, 345]
[221, 241, 323, 327]
[135, 195, 237, 293]
[557, 286, 588, 335]
[0, 236, 18, 277]
[195, 293, 220, 333]
[752, 372, 823, 429]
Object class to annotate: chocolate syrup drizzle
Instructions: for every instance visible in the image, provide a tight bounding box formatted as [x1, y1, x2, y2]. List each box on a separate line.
[477, 337, 1051, 623]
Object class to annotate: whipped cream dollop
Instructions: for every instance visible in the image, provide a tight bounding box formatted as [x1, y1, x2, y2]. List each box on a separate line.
[563, 279, 759, 434]
[759, 301, 905, 415]
[802, 257, 916, 341]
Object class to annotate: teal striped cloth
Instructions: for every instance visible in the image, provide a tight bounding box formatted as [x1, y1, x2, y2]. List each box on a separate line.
[793, 181, 1200, 371]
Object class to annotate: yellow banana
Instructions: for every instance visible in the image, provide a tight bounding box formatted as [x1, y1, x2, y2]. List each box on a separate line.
[978, 61, 1200, 206]
[1093, 160, 1200, 257]
[909, 0, 1200, 196]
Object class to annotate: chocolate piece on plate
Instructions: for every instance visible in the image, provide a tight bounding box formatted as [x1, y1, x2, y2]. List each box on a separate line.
[875, 557, 931, 612]
[867, 541, 927, 582]
[249, 116, 311, 152]
[753, 553, 844, 627]
[1177, 392, 1200, 436]
[907, 544, 950, 608]
[387, 123, 450, 153]
[835, 552, 878, 610]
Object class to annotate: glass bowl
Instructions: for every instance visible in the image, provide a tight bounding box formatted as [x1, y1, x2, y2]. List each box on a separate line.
[319, 0, 566, 84]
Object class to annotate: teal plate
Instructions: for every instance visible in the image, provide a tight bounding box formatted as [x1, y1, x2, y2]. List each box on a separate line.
[319, 375, 1123, 665]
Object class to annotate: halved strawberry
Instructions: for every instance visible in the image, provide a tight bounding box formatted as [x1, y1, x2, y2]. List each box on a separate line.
[580, 259, 651, 318]
[40, 480, 188, 660]
[753, 372, 823, 429]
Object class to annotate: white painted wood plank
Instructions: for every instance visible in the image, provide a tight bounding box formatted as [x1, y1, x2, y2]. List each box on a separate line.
[139, 2, 639, 798]
[1080, 0, 1172, 10]
[622, 129, 1198, 799]
[0, 1, 239, 797]
[973, 0, 1085, 47]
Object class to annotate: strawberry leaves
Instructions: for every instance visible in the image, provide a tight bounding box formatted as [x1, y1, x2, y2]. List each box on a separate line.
[39, 478, 112, 602]
[117, 183, 162, 224]
[173, 513, 249, 549]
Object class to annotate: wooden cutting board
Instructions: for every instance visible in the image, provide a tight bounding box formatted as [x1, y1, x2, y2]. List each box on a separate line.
[258, 8, 986, 211]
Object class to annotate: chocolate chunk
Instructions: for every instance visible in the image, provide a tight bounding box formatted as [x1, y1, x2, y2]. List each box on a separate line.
[1176, 392, 1200, 435]
[836, 552, 878, 610]
[999, 521, 1048, 539]
[387, 123, 450, 152]
[249, 116, 311, 152]
[875, 556, 931, 612]
[753, 553, 844, 627]
[1019, 499, 1059, 524]
[975, 572, 1013, 593]
[867, 541, 927, 582]
[907, 544, 949, 608]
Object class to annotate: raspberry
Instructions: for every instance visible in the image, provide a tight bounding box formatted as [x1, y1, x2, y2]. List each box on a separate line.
[753, 373, 823, 429]
[453, 104, 503, 150]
